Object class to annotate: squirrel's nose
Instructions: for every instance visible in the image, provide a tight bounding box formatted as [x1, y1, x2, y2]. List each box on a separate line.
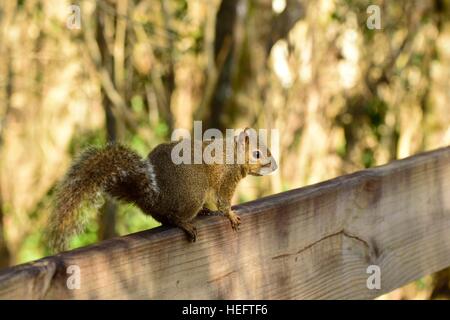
[271, 161, 278, 172]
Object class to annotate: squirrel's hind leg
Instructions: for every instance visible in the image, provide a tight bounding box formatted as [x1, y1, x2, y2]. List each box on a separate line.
[150, 211, 198, 242]
[176, 221, 198, 242]
[165, 215, 198, 242]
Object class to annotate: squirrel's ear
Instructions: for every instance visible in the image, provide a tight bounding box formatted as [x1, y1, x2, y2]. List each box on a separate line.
[237, 129, 249, 146]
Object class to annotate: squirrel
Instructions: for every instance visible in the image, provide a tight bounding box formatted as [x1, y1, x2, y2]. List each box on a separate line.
[47, 128, 278, 252]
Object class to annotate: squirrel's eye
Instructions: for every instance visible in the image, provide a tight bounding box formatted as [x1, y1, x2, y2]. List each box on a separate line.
[253, 150, 261, 159]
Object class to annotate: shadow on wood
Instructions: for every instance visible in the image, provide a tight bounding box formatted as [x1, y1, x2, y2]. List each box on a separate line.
[1, 147, 450, 299]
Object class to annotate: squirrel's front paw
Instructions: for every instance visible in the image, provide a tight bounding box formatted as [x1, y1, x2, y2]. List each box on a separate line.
[227, 211, 241, 231]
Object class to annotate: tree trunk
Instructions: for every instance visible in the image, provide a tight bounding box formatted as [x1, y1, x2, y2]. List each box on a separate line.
[96, 6, 118, 241]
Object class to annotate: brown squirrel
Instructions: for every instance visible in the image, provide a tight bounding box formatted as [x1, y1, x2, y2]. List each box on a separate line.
[47, 128, 277, 252]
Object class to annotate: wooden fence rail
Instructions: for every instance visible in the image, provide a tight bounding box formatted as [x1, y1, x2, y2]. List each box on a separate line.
[1, 147, 450, 299]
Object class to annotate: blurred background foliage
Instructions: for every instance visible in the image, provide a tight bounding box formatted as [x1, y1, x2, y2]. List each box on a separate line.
[0, 0, 449, 299]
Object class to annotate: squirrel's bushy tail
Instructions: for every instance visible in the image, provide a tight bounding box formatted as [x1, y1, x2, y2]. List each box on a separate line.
[47, 144, 158, 252]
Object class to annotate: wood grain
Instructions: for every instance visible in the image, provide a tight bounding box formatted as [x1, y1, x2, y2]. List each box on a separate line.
[1, 147, 450, 299]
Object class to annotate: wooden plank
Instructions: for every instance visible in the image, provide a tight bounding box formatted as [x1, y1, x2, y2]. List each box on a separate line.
[1, 147, 450, 299]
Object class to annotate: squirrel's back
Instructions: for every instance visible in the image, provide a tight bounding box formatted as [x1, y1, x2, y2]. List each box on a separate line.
[147, 142, 211, 221]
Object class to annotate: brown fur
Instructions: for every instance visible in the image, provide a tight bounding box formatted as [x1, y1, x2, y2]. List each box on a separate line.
[47, 130, 276, 252]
